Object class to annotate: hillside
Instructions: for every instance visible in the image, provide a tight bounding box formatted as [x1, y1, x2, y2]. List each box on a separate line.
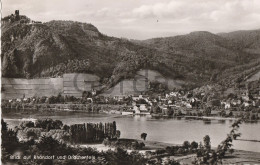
[2, 13, 260, 92]
[218, 29, 260, 55]
[137, 30, 260, 86]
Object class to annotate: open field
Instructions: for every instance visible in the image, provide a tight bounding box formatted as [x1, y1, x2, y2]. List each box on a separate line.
[180, 150, 260, 165]
[1, 73, 100, 99]
[79, 139, 260, 164]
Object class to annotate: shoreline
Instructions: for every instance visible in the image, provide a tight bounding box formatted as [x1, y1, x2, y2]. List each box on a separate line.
[184, 116, 237, 120]
[79, 139, 260, 164]
[79, 138, 260, 152]
[2, 106, 259, 121]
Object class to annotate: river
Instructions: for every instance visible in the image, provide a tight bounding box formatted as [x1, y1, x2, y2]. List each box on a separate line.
[2, 110, 260, 152]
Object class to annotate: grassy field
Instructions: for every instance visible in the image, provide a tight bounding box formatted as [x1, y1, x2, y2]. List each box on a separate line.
[180, 150, 260, 165]
[1, 77, 63, 99]
[1, 73, 101, 99]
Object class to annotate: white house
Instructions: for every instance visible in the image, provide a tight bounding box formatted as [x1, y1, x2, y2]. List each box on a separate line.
[133, 106, 140, 114]
[170, 92, 179, 97]
[225, 103, 231, 109]
[244, 102, 250, 107]
[122, 111, 133, 115]
[140, 104, 148, 111]
[132, 96, 140, 101]
[186, 103, 192, 109]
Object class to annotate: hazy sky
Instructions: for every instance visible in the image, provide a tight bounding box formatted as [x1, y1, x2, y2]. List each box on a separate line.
[2, 0, 260, 39]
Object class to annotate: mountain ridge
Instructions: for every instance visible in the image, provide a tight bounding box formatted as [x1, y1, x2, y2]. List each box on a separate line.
[1, 13, 260, 91]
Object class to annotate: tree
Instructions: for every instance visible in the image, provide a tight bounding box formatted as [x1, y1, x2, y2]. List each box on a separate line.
[36, 136, 67, 155]
[82, 91, 91, 98]
[203, 107, 211, 116]
[164, 158, 180, 165]
[116, 130, 121, 139]
[191, 141, 198, 150]
[1, 119, 8, 131]
[177, 148, 184, 154]
[203, 135, 211, 151]
[141, 133, 147, 141]
[194, 119, 244, 165]
[19, 121, 34, 129]
[183, 141, 190, 149]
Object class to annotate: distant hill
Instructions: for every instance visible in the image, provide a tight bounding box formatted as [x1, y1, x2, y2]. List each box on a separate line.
[136, 30, 260, 87]
[1, 13, 260, 91]
[218, 29, 260, 55]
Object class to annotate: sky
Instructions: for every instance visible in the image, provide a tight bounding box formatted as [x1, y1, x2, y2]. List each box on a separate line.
[2, 0, 260, 39]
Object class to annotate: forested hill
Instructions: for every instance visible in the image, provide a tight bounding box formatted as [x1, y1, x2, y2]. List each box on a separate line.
[134, 30, 260, 87]
[1, 13, 260, 90]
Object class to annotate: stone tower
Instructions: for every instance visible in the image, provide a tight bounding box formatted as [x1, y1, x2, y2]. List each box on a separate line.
[15, 10, 19, 16]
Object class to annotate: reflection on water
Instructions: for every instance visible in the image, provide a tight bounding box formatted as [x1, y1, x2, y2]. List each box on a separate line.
[203, 119, 211, 124]
[218, 120, 226, 124]
[2, 109, 260, 153]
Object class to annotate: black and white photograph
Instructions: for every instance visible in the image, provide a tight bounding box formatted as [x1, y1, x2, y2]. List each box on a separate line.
[1, 0, 260, 164]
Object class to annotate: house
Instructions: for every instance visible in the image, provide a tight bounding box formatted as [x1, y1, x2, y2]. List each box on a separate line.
[186, 103, 192, 109]
[162, 107, 168, 114]
[87, 98, 93, 103]
[114, 95, 124, 101]
[190, 98, 196, 103]
[132, 95, 140, 101]
[122, 111, 134, 115]
[170, 92, 179, 97]
[243, 102, 250, 107]
[91, 89, 97, 96]
[242, 95, 249, 102]
[225, 103, 231, 109]
[133, 105, 140, 114]
[133, 104, 150, 115]
[140, 104, 148, 111]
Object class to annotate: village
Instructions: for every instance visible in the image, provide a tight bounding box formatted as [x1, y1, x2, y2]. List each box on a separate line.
[2, 80, 260, 121]
[1, 2, 260, 164]
[1, 10, 259, 121]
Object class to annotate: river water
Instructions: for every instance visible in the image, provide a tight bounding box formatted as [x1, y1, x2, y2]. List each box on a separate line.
[2, 111, 260, 152]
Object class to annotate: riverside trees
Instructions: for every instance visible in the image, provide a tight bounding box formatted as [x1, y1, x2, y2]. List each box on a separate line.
[1, 119, 147, 165]
[14, 119, 120, 144]
[70, 121, 119, 143]
[193, 118, 244, 164]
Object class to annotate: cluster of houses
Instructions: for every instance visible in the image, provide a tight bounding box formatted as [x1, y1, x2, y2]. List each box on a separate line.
[109, 87, 260, 116]
[102, 91, 197, 116]
[3, 81, 260, 117]
[221, 88, 260, 110]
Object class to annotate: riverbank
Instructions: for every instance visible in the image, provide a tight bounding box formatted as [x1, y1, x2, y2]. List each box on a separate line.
[79, 139, 260, 164]
[3, 113, 260, 152]
[185, 116, 237, 120]
[179, 150, 260, 164]
[2, 104, 259, 122]
[80, 139, 179, 155]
